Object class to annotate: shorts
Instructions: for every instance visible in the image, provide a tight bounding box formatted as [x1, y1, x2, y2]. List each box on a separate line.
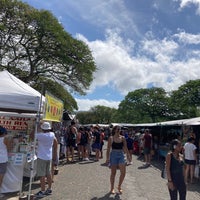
[92, 143, 101, 150]
[36, 158, 51, 177]
[67, 139, 76, 148]
[185, 159, 196, 165]
[143, 147, 151, 155]
[127, 146, 133, 150]
[78, 142, 87, 147]
[110, 150, 125, 166]
[0, 162, 7, 174]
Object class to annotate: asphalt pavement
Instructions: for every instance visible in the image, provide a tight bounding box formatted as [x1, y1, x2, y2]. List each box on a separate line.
[3, 143, 200, 200]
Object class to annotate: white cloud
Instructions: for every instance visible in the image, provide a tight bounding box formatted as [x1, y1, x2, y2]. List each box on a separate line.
[179, 0, 200, 14]
[174, 31, 200, 44]
[75, 98, 120, 111]
[22, 0, 200, 111]
[76, 30, 200, 103]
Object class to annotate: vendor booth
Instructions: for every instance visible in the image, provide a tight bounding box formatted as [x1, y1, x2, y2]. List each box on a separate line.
[0, 70, 45, 195]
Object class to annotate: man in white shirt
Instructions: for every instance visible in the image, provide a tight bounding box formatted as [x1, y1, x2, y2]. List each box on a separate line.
[34, 122, 58, 197]
[183, 137, 197, 184]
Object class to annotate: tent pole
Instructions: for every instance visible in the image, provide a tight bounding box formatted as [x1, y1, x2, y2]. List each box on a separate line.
[27, 93, 44, 200]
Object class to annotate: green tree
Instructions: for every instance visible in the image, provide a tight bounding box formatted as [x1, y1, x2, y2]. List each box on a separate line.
[0, 0, 96, 104]
[118, 87, 169, 123]
[169, 80, 200, 118]
[76, 105, 117, 124]
[33, 79, 78, 112]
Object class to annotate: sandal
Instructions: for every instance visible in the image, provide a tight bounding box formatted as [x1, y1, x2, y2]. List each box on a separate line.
[110, 189, 115, 194]
[118, 187, 123, 194]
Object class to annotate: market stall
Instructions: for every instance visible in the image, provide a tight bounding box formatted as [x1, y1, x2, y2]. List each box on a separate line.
[0, 70, 45, 195]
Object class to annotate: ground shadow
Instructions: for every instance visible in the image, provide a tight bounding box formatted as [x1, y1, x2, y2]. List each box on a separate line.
[91, 192, 122, 200]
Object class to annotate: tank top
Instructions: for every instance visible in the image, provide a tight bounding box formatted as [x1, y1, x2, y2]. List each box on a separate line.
[0, 137, 8, 163]
[112, 141, 123, 150]
[80, 132, 88, 144]
[170, 154, 184, 182]
[68, 128, 76, 141]
[94, 131, 100, 143]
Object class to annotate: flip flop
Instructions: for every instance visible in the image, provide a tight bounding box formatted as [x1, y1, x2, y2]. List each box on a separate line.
[118, 187, 123, 194]
[110, 189, 115, 194]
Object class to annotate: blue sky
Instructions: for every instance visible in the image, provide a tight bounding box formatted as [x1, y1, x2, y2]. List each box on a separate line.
[21, 0, 200, 111]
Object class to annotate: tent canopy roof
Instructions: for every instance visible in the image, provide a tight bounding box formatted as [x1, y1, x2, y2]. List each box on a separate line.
[0, 70, 45, 113]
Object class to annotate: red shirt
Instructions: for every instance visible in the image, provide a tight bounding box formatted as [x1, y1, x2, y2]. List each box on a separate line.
[144, 134, 152, 148]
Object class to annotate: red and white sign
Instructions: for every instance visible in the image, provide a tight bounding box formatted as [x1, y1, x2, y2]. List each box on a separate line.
[0, 116, 35, 131]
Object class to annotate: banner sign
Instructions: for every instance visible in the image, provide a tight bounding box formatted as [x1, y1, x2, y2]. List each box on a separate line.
[0, 117, 35, 131]
[43, 93, 64, 122]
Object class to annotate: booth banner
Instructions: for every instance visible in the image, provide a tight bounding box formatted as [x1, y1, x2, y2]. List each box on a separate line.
[0, 116, 35, 131]
[43, 93, 64, 122]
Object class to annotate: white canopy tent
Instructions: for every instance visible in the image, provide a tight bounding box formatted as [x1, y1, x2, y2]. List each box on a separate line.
[183, 117, 200, 126]
[133, 117, 200, 127]
[0, 70, 45, 199]
[0, 70, 45, 113]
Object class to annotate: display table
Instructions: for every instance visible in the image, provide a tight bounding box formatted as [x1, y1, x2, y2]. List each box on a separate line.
[0, 153, 26, 193]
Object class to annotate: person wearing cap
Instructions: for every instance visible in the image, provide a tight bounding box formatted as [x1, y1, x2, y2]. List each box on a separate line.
[0, 126, 12, 198]
[34, 122, 58, 198]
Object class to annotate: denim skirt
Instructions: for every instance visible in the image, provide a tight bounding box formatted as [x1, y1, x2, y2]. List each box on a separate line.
[110, 150, 125, 166]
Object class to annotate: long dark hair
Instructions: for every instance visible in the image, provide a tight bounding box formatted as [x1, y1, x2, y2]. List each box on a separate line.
[111, 126, 120, 136]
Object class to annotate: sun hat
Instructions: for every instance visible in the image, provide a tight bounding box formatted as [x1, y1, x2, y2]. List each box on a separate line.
[41, 122, 51, 130]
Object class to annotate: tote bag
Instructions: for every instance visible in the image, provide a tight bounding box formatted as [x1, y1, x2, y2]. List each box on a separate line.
[194, 165, 199, 178]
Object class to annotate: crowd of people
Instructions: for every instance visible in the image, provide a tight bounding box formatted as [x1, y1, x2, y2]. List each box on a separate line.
[0, 121, 199, 200]
[60, 122, 105, 163]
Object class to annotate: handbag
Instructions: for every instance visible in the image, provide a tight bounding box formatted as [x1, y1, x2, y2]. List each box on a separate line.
[194, 164, 199, 178]
[161, 163, 167, 179]
[161, 153, 172, 179]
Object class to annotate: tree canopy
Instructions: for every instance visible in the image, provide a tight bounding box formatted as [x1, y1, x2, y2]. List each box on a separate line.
[76, 105, 118, 124]
[118, 87, 168, 123]
[169, 79, 200, 119]
[77, 80, 200, 124]
[0, 0, 96, 110]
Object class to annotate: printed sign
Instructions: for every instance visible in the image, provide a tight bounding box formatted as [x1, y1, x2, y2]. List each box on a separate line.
[0, 117, 35, 131]
[43, 93, 64, 122]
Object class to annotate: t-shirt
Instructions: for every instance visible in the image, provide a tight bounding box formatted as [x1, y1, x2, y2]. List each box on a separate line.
[126, 137, 134, 149]
[36, 132, 55, 160]
[0, 137, 8, 163]
[184, 142, 197, 160]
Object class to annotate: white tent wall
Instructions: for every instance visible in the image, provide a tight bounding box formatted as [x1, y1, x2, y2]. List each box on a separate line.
[0, 70, 45, 113]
